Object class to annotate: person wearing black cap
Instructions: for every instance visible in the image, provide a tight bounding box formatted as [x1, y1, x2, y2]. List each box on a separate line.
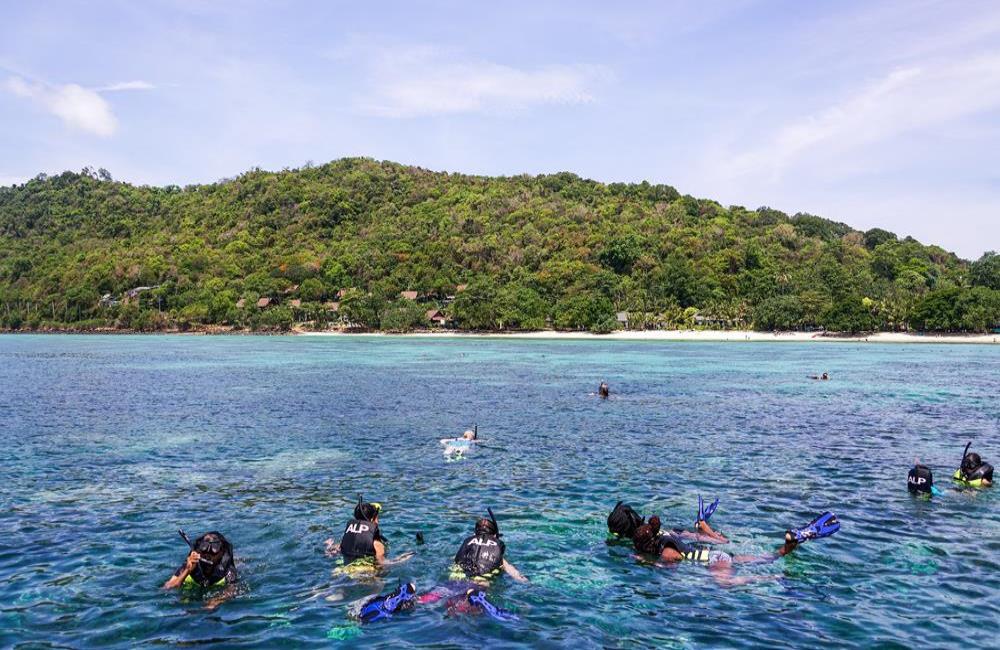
[324, 496, 413, 568]
[451, 509, 528, 584]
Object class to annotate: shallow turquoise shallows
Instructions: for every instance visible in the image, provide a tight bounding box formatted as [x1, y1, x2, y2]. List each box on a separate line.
[1, 335, 997, 648]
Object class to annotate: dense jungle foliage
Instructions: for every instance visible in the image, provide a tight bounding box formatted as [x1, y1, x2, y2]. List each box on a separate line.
[0, 158, 998, 333]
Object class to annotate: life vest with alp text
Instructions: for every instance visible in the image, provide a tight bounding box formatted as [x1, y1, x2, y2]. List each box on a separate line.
[454, 534, 506, 578]
[340, 518, 380, 562]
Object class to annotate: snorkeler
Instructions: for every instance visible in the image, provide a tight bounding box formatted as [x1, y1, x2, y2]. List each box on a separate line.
[599, 382, 610, 398]
[954, 442, 994, 487]
[163, 530, 238, 609]
[908, 462, 942, 496]
[324, 496, 414, 568]
[631, 511, 840, 587]
[809, 372, 830, 380]
[452, 509, 529, 584]
[607, 497, 729, 545]
[385, 509, 527, 621]
[440, 426, 479, 460]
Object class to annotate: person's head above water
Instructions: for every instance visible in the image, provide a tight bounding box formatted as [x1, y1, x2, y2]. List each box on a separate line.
[632, 516, 662, 554]
[193, 531, 231, 564]
[475, 517, 499, 537]
[462, 429, 476, 441]
[959, 442, 994, 485]
[608, 501, 644, 539]
[821, 372, 829, 380]
[473, 508, 502, 537]
[354, 496, 382, 523]
[599, 382, 610, 398]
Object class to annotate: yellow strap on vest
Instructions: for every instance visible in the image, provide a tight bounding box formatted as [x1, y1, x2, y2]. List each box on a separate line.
[182, 574, 226, 588]
[683, 548, 710, 562]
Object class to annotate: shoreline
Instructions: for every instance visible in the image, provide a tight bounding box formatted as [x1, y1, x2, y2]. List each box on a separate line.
[3, 328, 998, 344]
[297, 329, 1000, 344]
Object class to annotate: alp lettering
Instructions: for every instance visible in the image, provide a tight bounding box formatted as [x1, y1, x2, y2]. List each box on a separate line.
[469, 538, 498, 547]
[908, 476, 926, 485]
[347, 523, 370, 534]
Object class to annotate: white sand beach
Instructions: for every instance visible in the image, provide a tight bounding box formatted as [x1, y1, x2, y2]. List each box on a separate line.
[298, 329, 1000, 344]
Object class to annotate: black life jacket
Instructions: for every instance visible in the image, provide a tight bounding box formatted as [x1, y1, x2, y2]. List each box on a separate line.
[908, 464, 934, 495]
[187, 546, 236, 587]
[454, 534, 506, 578]
[656, 531, 693, 556]
[961, 461, 994, 483]
[340, 518, 381, 562]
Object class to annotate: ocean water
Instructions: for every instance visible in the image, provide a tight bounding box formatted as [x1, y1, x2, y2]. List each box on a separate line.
[1, 334, 997, 649]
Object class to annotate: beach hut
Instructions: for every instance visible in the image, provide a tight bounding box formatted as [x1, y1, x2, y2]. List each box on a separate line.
[289, 299, 302, 309]
[400, 290, 419, 301]
[616, 311, 629, 328]
[426, 309, 450, 326]
[257, 297, 272, 308]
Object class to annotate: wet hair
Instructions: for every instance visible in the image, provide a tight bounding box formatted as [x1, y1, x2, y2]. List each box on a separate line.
[607, 501, 644, 539]
[475, 517, 498, 537]
[632, 516, 662, 554]
[355, 502, 380, 522]
[962, 452, 983, 472]
[194, 531, 231, 559]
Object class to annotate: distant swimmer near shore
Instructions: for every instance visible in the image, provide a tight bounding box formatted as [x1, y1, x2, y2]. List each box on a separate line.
[809, 372, 830, 380]
[598, 382, 610, 398]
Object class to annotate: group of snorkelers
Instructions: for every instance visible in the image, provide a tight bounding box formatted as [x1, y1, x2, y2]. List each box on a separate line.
[163, 395, 991, 621]
[165, 497, 527, 619]
[164, 495, 845, 619]
[165, 439, 992, 619]
[908, 441, 994, 496]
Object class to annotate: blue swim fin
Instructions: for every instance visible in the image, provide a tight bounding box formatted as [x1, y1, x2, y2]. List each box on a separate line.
[697, 496, 720, 524]
[467, 590, 519, 622]
[787, 512, 840, 544]
[359, 582, 416, 623]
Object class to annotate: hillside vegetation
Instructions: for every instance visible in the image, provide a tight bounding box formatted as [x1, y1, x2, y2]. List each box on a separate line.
[0, 158, 998, 333]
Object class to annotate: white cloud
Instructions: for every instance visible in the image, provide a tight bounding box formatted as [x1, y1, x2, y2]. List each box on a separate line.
[719, 53, 1000, 182]
[99, 80, 155, 92]
[347, 44, 609, 118]
[0, 174, 27, 187]
[5, 76, 118, 136]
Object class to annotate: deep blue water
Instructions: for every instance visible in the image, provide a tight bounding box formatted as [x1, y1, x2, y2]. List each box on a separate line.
[1, 334, 997, 649]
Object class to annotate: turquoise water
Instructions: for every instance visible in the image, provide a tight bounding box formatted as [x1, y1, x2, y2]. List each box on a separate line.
[1, 335, 997, 648]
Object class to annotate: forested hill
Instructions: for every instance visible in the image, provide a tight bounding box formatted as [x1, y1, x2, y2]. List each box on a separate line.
[0, 158, 998, 333]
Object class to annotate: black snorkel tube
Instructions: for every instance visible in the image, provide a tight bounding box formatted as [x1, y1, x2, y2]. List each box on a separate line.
[178, 529, 213, 564]
[474, 424, 478, 441]
[961, 441, 972, 472]
[487, 507, 501, 538]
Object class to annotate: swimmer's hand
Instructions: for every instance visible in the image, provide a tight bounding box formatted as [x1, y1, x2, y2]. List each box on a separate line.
[382, 551, 415, 566]
[324, 539, 340, 557]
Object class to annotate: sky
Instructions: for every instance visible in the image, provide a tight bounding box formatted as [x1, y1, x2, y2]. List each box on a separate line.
[1, 0, 998, 259]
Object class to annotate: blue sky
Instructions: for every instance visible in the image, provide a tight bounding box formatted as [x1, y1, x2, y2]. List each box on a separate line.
[2, 0, 998, 259]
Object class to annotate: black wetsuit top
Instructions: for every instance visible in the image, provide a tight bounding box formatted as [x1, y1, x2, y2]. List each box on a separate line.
[340, 518, 382, 562]
[454, 534, 505, 578]
[174, 550, 236, 587]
